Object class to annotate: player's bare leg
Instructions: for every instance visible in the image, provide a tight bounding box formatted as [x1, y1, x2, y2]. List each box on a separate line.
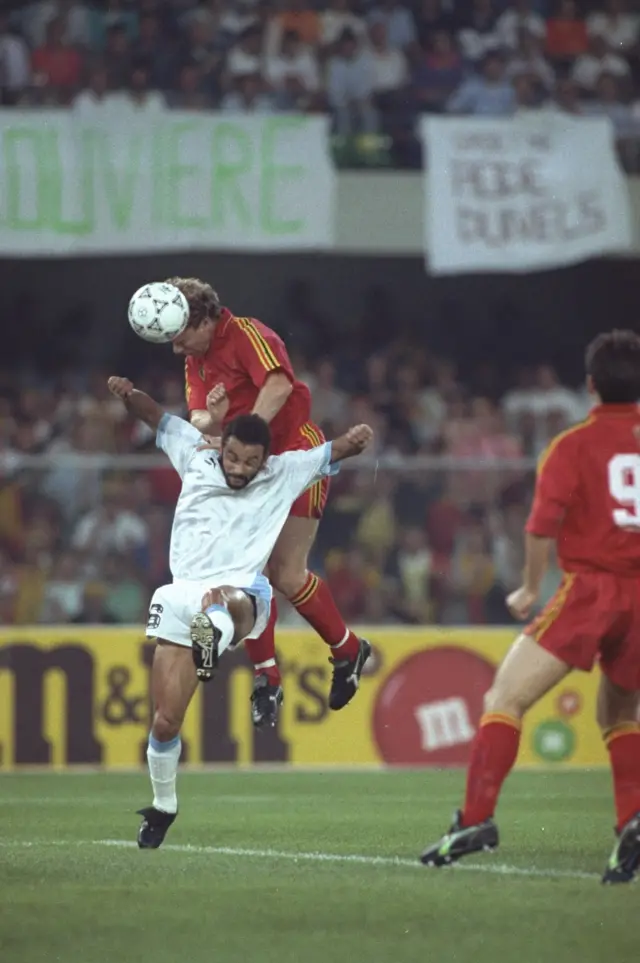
[268, 514, 371, 710]
[421, 634, 571, 867]
[597, 675, 640, 883]
[139, 641, 198, 849]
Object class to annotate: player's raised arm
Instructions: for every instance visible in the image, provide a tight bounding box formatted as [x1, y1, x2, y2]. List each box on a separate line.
[108, 376, 164, 429]
[329, 424, 374, 464]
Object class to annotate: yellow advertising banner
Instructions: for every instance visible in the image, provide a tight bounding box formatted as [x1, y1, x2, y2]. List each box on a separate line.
[0, 626, 608, 769]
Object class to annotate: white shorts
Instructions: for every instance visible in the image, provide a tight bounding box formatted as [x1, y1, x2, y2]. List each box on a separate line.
[145, 574, 272, 648]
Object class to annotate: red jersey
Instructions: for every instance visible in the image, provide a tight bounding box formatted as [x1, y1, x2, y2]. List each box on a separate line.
[526, 404, 640, 576]
[185, 308, 312, 454]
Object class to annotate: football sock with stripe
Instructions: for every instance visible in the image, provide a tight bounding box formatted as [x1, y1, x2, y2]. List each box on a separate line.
[147, 733, 181, 814]
[243, 601, 282, 685]
[289, 572, 359, 659]
[604, 723, 640, 831]
[462, 713, 522, 826]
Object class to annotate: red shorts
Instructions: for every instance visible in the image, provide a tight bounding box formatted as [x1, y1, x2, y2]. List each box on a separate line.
[286, 421, 330, 521]
[526, 571, 640, 690]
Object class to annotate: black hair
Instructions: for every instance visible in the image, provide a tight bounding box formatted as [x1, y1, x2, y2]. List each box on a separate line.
[222, 414, 271, 453]
[585, 329, 640, 404]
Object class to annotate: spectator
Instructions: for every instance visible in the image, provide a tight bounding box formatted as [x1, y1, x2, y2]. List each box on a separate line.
[513, 72, 545, 110]
[413, 29, 464, 114]
[457, 0, 501, 63]
[71, 487, 148, 561]
[324, 546, 377, 621]
[227, 25, 265, 78]
[496, 0, 545, 51]
[124, 63, 166, 111]
[88, 0, 138, 50]
[584, 71, 636, 136]
[415, 0, 456, 50]
[366, 22, 408, 96]
[0, 13, 31, 104]
[168, 60, 215, 109]
[384, 527, 433, 622]
[184, 15, 225, 91]
[447, 51, 516, 116]
[265, 0, 321, 59]
[309, 359, 348, 431]
[71, 582, 118, 624]
[265, 29, 320, 109]
[102, 553, 147, 624]
[221, 72, 275, 111]
[355, 473, 397, 567]
[326, 28, 379, 135]
[219, 0, 261, 43]
[572, 34, 630, 93]
[31, 16, 83, 101]
[367, 0, 417, 52]
[22, 0, 90, 49]
[449, 523, 496, 624]
[72, 62, 118, 113]
[506, 29, 556, 92]
[321, 0, 367, 49]
[587, 0, 639, 56]
[131, 13, 177, 89]
[103, 24, 133, 89]
[40, 552, 85, 623]
[545, 0, 589, 63]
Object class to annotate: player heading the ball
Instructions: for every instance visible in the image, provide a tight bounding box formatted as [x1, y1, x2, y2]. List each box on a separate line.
[107, 375, 373, 850]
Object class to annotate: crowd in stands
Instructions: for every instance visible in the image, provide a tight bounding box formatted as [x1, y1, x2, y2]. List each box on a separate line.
[0, 326, 586, 627]
[0, 0, 640, 166]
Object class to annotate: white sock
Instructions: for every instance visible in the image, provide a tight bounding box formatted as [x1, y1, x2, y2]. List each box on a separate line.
[205, 604, 235, 656]
[147, 734, 181, 814]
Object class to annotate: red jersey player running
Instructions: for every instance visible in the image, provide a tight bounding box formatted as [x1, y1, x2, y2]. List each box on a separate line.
[421, 330, 640, 884]
[167, 276, 371, 728]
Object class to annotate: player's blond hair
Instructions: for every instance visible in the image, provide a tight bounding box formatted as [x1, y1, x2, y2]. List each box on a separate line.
[165, 277, 221, 328]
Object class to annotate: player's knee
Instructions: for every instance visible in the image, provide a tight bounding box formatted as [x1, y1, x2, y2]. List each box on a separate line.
[483, 686, 527, 719]
[270, 564, 307, 599]
[201, 586, 225, 611]
[152, 708, 182, 743]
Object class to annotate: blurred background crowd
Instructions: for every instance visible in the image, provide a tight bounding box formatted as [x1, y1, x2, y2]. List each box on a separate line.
[0, 310, 582, 628]
[1, 0, 640, 168]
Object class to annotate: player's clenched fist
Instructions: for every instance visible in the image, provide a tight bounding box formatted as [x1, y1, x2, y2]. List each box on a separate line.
[108, 376, 134, 399]
[206, 383, 229, 422]
[345, 424, 374, 453]
[506, 586, 537, 621]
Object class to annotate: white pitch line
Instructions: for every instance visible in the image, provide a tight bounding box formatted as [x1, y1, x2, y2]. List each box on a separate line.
[95, 839, 599, 881]
[0, 838, 600, 881]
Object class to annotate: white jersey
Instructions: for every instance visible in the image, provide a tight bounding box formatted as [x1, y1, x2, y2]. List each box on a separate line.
[156, 414, 338, 586]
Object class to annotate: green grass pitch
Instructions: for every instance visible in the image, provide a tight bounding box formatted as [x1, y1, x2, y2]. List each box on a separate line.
[0, 769, 637, 963]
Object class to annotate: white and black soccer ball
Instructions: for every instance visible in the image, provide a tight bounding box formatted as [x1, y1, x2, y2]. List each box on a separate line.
[128, 282, 190, 344]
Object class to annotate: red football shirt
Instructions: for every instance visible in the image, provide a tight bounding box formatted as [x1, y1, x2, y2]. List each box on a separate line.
[185, 308, 312, 454]
[526, 404, 640, 576]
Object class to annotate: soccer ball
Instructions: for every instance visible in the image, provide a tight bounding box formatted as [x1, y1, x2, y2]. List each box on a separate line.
[128, 282, 190, 344]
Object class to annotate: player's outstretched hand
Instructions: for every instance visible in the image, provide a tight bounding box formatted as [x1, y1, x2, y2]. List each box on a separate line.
[506, 586, 537, 621]
[107, 376, 134, 399]
[346, 424, 374, 454]
[206, 383, 229, 421]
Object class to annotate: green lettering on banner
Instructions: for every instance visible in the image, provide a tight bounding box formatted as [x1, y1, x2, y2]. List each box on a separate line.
[210, 122, 252, 230]
[165, 121, 207, 229]
[2, 127, 48, 229]
[97, 129, 143, 231]
[45, 128, 93, 236]
[260, 117, 305, 236]
[151, 125, 165, 228]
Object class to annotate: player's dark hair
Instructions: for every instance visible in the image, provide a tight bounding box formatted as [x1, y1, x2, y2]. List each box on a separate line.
[586, 330, 640, 404]
[222, 415, 271, 454]
[165, 277, 221, 328]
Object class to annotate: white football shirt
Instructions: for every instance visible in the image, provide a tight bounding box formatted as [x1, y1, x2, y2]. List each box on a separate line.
[156, 414, 338, 587]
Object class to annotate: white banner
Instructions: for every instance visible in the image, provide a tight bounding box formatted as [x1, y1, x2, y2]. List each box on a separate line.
[421, 115, 633, 274]
[0, 111, 335, 255]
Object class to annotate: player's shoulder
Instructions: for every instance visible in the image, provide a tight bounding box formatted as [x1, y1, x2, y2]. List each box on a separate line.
[230, 312, 279, 342]
[538, 418, 593, 470]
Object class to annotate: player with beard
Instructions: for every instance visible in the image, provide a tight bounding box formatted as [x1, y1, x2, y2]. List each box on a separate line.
[107, 375, 373, 848]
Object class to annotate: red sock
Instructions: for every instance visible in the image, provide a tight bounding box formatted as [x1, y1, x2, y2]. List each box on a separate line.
[288, 572, 359, 659]
[243, 600, 281, 685]
[605, 723, 640, 831]
[462, 712, 521, 826]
